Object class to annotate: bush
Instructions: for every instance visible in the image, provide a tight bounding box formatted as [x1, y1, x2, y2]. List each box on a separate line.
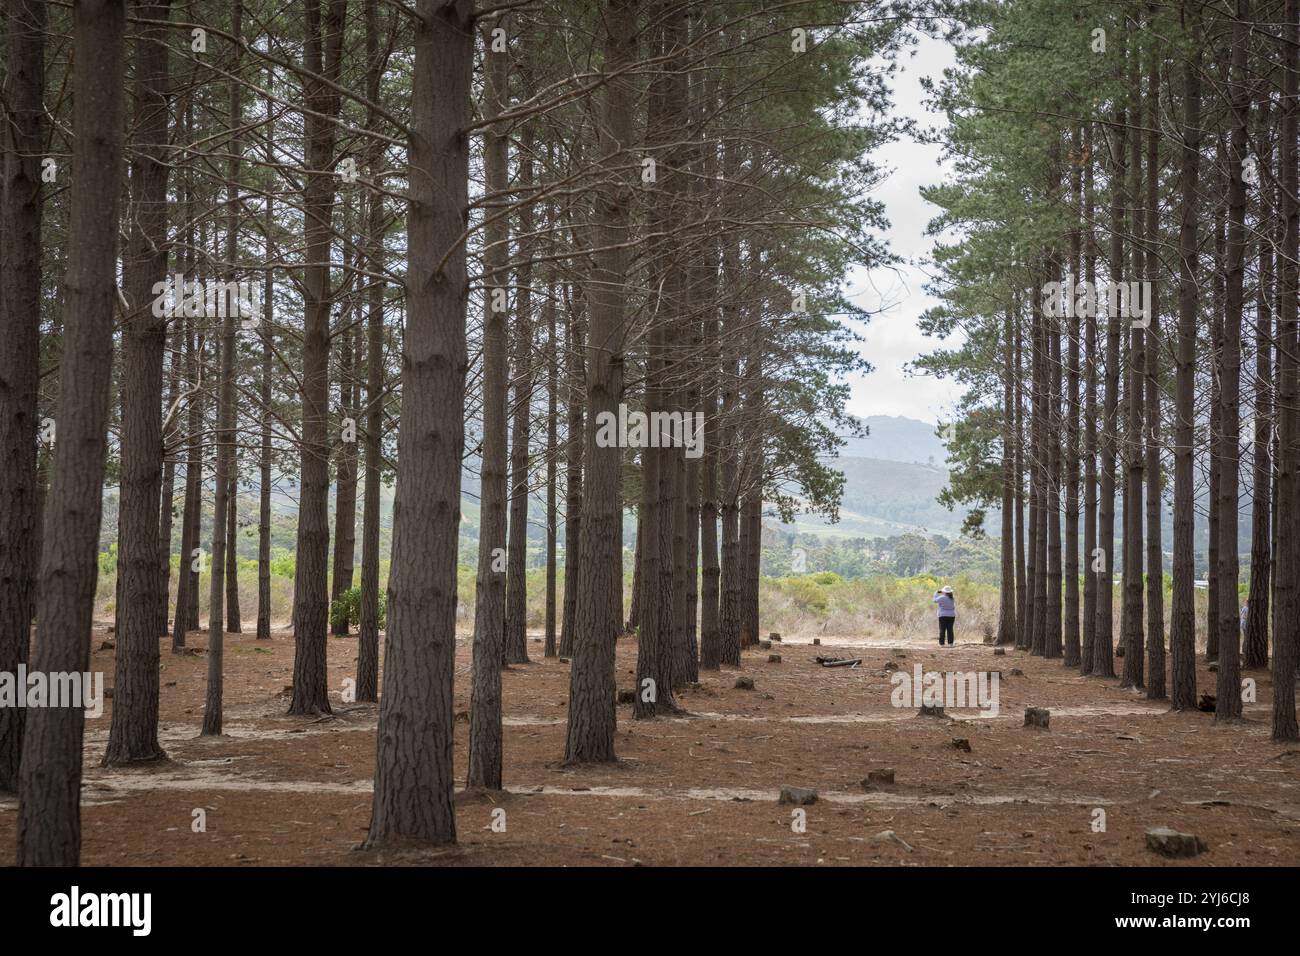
[329, 586, 386, 632]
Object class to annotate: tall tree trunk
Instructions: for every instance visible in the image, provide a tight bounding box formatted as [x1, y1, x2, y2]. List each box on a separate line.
[1143, 39, 1165, 699]
[1122, 45, 1145, 691]
[544, 270, 559, 659]
[1170, 0, 1203, 708]
[558, 290, 584, 658]
[16, 0, 126, 865]
[1214, 0, 1251, 721]
[158, 325, 181, 639]
[0, 0, 46, 791]
[356, 180, 384, 700]
[504, 139, 535, 667]
[107, 0, 173, 765]
[289, 0, 347, 717]
[257, 160, 275, 642]
[331, 315, 359, 634]
[226, 467, 242, 632]
[718, 235, 742, 665]
[356, 0, 385, 692]
[363, 0, 472, 847]
[1015, 306, 1030, 650]
[1271, 0, 1300, 740]
[205, 0, 244, 736]
[1082, 140, 1099, 673]
[1063, 128, 1082, 666]
[1093, 70, 1126, 679]
[564, 0, 639, 763]
[997, 302, 1016, 647]
[1244, 82, 1273, 672]
[468, 9, 511, 788]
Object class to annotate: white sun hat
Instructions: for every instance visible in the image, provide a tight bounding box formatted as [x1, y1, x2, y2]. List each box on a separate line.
[941, 585, 953, 594]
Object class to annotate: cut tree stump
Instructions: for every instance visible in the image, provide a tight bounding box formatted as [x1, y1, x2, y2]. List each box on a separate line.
[778, 786, 818, 806]
[1145, 827, 1208, 858]
[1023, 707, 1050, 728]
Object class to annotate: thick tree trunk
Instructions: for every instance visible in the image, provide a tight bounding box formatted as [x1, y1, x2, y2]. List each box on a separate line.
[363, 0, 472, 847]
[106, 0, 173, 764]
[564, 0, 638, 763]
[1271, 0, 1299, 740]
[16, 0, 126, 865]
[1213, 1, 1250, 721]
[0, 0, 46, 791]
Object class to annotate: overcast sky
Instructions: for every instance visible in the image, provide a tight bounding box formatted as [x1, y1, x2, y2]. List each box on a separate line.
[841, 33, 963, 427]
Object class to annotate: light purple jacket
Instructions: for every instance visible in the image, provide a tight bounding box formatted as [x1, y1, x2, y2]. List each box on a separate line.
[933, 593, 956, 618]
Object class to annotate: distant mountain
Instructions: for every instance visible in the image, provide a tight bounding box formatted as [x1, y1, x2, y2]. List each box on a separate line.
[833, 414, 949, 466]
[786, 454, 970, 538]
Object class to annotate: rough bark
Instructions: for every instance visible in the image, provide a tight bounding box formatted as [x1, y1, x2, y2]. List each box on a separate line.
[105, 0, 173, 763]
[363, 0, 472, 848]
[16, 0, 126, 865]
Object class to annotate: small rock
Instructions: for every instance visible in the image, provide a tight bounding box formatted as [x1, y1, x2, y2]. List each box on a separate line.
[1009, 667, 1024, 676]
[778, 785, 818, 806]
[1145, 826, 1208, 858]
[1023, 706, 1050, 728]
[734, 676, 755, 690]
[103, 687, 114, 700]
[1207, 661, 1219, 672]
[1198, 694, 1217, 713]
[617, 689, 635, 704]
[951, 737, 972, 752]
[864, 768, 895, 786]
[759, 640, 772, 650]
[1115, 644, 1125, 658]
[100, 640, 116, 651]
[883, 660, 899, 671]
[993, 647, 1005, 656]
[812, 638, 821, 646]
[918, 703, 946, 718]
[769, 632, 782, 642]
[768, 654, 782, 664]
[559, 657, 570, 664]
[454, 710, 469, 722]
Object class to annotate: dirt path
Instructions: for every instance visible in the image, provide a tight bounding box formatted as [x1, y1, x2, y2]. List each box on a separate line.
[2, 628, 1297, 866]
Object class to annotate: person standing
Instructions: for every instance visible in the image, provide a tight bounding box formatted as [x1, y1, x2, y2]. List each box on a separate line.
[933, 585, 956, 646]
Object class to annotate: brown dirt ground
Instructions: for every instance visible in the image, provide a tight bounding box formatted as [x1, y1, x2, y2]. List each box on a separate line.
[2, 625, 1298, 866]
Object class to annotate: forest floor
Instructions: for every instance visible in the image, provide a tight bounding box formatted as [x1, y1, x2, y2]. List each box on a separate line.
[2, 625, 1298, 866]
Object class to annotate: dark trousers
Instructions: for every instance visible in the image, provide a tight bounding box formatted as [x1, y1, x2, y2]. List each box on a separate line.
[938, 616, 955, 645]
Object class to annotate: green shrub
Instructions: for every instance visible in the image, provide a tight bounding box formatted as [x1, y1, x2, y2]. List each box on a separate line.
[329, 586, 386, 632]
